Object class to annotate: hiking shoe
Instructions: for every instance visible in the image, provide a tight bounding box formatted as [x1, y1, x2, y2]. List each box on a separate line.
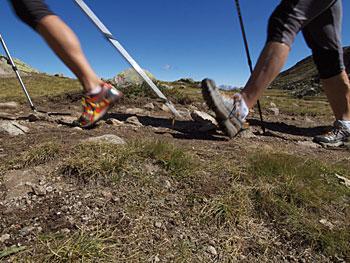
[77, 83, 122, 128]
[201, 78, 249, 137]
[313, 120, 350, 146]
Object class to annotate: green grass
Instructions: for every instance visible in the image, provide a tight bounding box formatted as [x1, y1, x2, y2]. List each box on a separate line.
[7, 141, 63, 169]
[0, 74, 81, 103]
[247, 151, 350, 258]
[59, 139, 197, 185]
[260, 89, 333, 119]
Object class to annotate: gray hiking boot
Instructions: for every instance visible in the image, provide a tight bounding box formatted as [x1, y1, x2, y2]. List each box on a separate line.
[201, 78, 249, 137]
[313, 120, 350, 146]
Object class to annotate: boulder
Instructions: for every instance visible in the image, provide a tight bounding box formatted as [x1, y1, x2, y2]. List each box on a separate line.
[109, 68, 156, 87]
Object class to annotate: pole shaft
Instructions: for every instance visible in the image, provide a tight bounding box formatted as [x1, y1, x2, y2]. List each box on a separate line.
[234, 0, 265, 133]
[0, 34, 36, 111]
[73, 0, 181, 118]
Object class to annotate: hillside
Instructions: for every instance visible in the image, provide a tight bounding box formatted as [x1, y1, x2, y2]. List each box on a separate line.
[271, 46, 350, 98]
[0, 54, 41, 77]
[0, 64, 350, 261]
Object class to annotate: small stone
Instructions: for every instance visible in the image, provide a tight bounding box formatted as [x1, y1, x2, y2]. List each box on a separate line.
[154, 255, 160, 263]
[164, 180, 171, 189]
[106, 119, 124, 126]
[83, 134, 126, 145]
[126, 108, 144, 115]
[0, 234, 10, 242]
[27, 112, 48, 122]
[61, 228, 71, 235]
[267, 107, 280, 116]
[191, 110, 217, 125]
[335, 174, 350, 189]
[126, 116, 142, 126]
[144, 103, 155, 110]
[154, 222, 162, 228]
[0, 102, 19, 109]
[207, 245, 217, 256]
[161, 104, 171, 113]
[32, 185, 47, 196]
[237, 129, 256, 138]
[101, 190, 113, 199]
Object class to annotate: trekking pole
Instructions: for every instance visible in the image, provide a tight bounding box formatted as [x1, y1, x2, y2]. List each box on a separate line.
[0, 34, 36, 112]
[73, 0, 182, 119]
[234, 0, 265, 133]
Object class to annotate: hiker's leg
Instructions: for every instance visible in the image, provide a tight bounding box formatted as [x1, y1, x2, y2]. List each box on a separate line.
[241, 0, 337, 109]
[9, 0, 102, 93]
[322, 72, 350, 121]
[240, 42, 290, 109]
[35, 15, 102, 93]
[302, 0, 349, 121]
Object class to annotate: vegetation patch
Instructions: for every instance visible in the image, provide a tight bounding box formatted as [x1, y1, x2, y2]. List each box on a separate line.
[7, 141, 63, 169]
[247, 151, 350, 258]
[0, 74, 81, 103]
[59, 140, 197, 185]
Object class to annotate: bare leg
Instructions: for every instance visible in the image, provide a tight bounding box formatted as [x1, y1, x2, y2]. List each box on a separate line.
[241, 41, 290, 109]
[35, 15, 103, 93]
[321, 71, 350, 121]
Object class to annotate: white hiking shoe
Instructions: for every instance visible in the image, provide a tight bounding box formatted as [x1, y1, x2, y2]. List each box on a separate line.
[201, 78, 249, 137]
[313, 120, 350, 147]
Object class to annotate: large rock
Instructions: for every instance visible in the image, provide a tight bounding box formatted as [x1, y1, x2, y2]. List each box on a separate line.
[0, 54, 40, 77]
[109, 68, 156, 87]
[0, 121, 29, 135]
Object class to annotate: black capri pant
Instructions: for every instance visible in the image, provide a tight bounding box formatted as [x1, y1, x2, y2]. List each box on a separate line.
[9, 0, 54, 30]
[267, 0, 345, 79]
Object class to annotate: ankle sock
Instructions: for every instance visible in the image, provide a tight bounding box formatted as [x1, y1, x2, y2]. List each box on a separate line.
[86, 86, 102, 96]
[338, 120, 350, 130]
[234, 93, 249, 119]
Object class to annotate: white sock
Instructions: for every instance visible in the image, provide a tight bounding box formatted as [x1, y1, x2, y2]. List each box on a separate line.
[338, 120, 350, 130]
[86, 86, 102, 95]
[234, 93, 249, 119]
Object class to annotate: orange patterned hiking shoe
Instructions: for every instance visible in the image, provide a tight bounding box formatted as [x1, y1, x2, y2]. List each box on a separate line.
[201, 78, 249, 137]
[77, 83, 122, 128]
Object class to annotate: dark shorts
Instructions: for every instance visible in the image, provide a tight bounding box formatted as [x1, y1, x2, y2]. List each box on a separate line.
[9, 0, 54, 30]
[267, 0, 345, 79]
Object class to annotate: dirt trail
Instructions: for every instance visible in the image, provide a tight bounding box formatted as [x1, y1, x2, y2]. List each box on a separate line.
[0, 96, 349, 262]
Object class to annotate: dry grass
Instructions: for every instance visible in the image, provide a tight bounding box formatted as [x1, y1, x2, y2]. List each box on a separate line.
[2, 140, 349, 262]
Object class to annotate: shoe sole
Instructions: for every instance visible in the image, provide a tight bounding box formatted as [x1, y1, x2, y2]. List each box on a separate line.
[80, 90, 123, 129]
[201, 78, 242, 137]
[316, 139, 349, 148]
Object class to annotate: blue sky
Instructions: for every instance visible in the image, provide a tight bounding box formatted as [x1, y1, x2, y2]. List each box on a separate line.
[1, 0, 349, 87]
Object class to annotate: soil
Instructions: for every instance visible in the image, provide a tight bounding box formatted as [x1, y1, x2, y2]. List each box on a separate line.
[0, 94, 349, 262]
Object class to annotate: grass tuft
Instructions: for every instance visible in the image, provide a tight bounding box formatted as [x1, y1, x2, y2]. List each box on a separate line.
[8, 141, 63, 169]
[247, 151, 350, 257]
[59, 139, 197, 185]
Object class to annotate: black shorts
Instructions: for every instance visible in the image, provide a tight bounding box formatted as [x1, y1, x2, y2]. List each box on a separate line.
[267, 0, 345, 79]
[9, 0, 54, 30]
